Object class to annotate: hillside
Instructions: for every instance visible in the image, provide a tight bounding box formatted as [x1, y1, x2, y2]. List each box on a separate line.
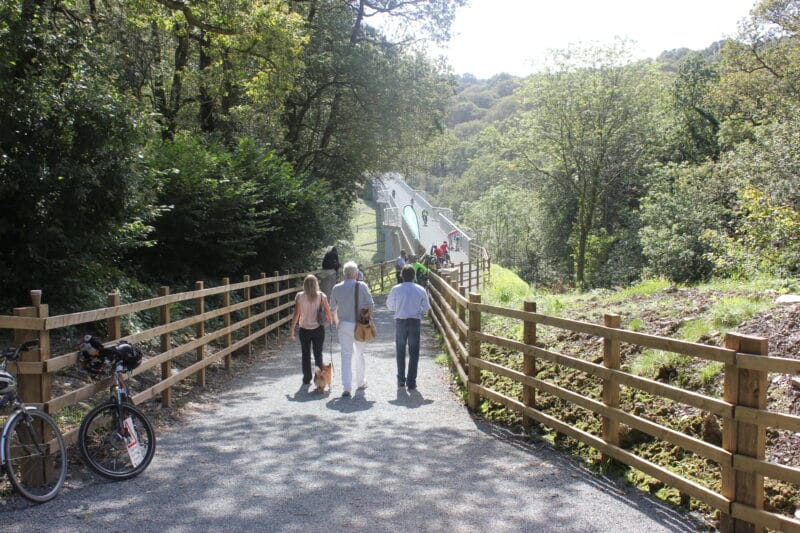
[472, 269, 800, 523]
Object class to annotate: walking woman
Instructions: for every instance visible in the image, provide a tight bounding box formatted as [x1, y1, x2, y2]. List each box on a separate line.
[290, 275, 333, 385]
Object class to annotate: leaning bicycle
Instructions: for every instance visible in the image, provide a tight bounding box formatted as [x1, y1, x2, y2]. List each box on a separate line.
[0, 340, 67, 503]
[77, 335, 155, 480]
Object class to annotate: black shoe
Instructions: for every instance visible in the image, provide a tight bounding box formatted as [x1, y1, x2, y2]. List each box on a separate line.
[302, 380, 311, 385]
[397, 380, 406, 388]
[407, 383, 416, 390]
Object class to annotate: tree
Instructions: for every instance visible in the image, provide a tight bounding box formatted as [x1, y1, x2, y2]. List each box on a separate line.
[281, 0, 463, 201]
[639, 163, 729, 283]
[669, 51, 722, 162]
[510, 42, 661, 289]
[0, 0, 153, 310]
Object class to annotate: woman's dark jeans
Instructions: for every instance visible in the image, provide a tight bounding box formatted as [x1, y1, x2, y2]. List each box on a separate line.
[299, 325, 325, 383]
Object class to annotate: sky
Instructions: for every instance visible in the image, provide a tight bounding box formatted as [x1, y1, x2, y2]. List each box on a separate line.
[435, 0, 759, 78]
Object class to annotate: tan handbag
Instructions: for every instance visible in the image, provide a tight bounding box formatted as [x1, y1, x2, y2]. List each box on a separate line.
[354, 283, 377, 342]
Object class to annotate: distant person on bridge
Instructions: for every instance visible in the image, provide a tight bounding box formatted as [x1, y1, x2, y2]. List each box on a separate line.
[289, 275, 332, 386]
[395, 250, 407, 284]
[330, 262, 375, 397]
[391, 189, 396, 199]
[421, 209, 429, 226]
[386, 264, 430, 390]
[440, 240, 450, 266]
[320, 247, 341, 297]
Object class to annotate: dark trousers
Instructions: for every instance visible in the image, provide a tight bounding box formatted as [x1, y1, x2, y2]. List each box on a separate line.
[299, 325, 325, 383]
[395, 318, 421, 387]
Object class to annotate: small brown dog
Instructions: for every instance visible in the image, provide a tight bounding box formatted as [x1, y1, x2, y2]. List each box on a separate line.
[313, 363, 333, 392]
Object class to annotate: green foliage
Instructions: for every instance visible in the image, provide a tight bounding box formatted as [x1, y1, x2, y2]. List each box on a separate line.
[706, 187, 800, 279]
[678, 319, 712, 342]
[511, 41, 661, 290]
[140, 136, 337, 283]
[698, 362, 724, 387]
[627, 350, 691, 383]
[611, 278, 673, 301]
[711, 296, 769, 329]
[639, 162, 728, 283]
[0, 2, 154, 311]
[483, 264, 532, 307]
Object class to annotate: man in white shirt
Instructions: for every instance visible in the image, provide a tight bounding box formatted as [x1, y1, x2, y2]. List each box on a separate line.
[386, 265, 430, 390]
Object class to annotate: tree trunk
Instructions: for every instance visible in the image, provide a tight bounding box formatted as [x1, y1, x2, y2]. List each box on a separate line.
[198, 30, 215, 133]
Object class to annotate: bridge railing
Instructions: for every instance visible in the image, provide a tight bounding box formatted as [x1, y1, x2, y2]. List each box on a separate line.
[427, 269, 800, 533]
[1, 270, 319, 445]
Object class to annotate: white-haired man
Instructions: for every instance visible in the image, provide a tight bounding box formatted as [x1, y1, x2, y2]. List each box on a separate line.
[330, 261, 375, 397]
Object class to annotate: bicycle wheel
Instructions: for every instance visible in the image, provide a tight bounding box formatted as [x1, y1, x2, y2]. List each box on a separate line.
[4, 408, 67, 503]
[78, 401, 155, 480]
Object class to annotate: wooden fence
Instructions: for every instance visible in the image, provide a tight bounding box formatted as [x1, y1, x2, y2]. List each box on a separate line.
[427, 269, 800, 533]
[2, 271, 317, 445]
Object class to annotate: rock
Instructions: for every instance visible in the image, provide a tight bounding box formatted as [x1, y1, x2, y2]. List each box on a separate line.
[776, 294, 800, 304]
[795, 508, 800, 519]
[791, 376, 800, 389]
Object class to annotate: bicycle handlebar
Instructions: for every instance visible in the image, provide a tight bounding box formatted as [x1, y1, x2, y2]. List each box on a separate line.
[3, 340, 39, 362]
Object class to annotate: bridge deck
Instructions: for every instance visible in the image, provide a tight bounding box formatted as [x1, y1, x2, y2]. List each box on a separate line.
[5, 297, 701, 531]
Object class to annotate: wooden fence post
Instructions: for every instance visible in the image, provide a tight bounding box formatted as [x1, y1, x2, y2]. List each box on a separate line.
[720, 333, 768, 533]
[222, 277, 232, 371]
[159, 286, 171, 407]
[243, 274, 252, 357]
[467, 292, 482, 410]
[380, 262, 385, 293]
[522, 300, 537, 429]
[602, 314, 621, 459]
[458, 286, 467, 347]
[15, 290, 50, 408]
[271, 271, 279, 338]
[107, 292, 121, 340]
[260, 272, 268, 346]
[195, 281, 206, 388]
[459, 262, 464, 288]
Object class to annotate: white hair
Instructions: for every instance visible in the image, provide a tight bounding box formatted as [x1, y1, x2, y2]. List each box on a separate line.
[343, 261, 358, 279]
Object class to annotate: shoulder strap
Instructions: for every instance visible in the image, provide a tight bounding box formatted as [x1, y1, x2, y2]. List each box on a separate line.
[354, 281, 359, 316]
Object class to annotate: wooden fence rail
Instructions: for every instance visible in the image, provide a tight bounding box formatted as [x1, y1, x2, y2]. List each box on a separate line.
[428, 269, 800, 533]
[3, 270, 318, 446]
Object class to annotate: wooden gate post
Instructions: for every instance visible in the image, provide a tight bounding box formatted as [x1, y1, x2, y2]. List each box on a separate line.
[195, 281, 206, 387]
[159, 286, 171, 407]
[522, 300, 537, 429]
[15, 290, 50, 408]
[720, 333, 767, 533]
[243, 274, 252, 357]
[222, 277, 232, 371]
[107, 292, 121, 340]
[602, 314, 621, 459]
[467, 292, 482, 410]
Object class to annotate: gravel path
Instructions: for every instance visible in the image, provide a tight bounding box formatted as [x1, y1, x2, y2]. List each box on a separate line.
[3, 296, 702, 532]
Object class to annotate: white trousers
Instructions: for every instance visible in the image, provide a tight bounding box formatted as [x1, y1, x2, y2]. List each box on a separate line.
[337, 321, 366, 391]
